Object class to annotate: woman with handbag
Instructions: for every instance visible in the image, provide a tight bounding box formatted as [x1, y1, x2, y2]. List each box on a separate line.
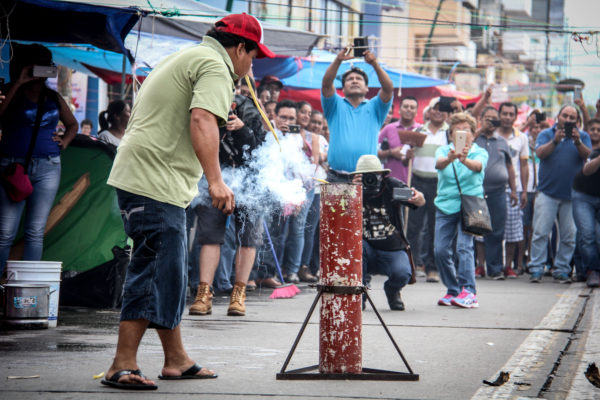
[433, 113, 489, 308]
[0, 44, 78, 276]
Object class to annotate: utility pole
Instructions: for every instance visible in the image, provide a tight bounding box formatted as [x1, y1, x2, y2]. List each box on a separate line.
[419, 0, 446, 74]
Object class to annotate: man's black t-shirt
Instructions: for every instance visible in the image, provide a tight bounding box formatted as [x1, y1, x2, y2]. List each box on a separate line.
[362, 177, 413, 251]
[572, 149, 600, 197]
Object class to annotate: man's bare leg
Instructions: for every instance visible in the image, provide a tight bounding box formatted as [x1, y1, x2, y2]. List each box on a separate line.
[516, 239, 526, 273]
[158, 325, 216, 377]
[199, 244, 221, 285]
[505, 242, 518, 271]
[106, 319, 155, 385]
[234, 246, 256, 284]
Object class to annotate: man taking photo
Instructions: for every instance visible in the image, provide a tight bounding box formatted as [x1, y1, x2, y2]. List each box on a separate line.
[322, 47, 394, 183]
[351, 155, 425, 311]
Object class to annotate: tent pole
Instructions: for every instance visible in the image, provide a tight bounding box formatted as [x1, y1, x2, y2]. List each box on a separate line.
[120, 54, 126, 99]
[418, 0, 445, 75]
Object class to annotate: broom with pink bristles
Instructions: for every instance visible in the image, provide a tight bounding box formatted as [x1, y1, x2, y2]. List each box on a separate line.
[262, 220, 301, 299]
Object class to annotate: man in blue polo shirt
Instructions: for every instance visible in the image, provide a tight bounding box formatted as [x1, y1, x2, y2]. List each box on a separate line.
[528, 105, 592, 283]
[321, 47, 394, 182]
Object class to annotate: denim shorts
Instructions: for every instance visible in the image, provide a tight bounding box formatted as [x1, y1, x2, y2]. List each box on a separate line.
[195, 203, 263, 247]
[116, 189, 187, 329]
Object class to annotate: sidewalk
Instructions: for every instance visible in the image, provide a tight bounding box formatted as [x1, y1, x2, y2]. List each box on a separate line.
[0, 276, 596, 399]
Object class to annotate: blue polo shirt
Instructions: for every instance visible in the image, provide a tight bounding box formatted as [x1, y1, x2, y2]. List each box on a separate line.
[434, 143, 489, 215]
[536, 124, 591, 200]
[321, 92, 392, 172]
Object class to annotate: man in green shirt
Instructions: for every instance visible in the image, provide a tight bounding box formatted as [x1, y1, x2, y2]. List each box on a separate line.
[101, 13, 274, 390]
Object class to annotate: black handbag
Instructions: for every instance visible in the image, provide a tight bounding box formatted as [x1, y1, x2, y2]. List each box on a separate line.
[451, 162, 492, 236]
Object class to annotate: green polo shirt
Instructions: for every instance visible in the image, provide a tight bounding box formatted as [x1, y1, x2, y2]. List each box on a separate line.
[107, 36, 237, 208]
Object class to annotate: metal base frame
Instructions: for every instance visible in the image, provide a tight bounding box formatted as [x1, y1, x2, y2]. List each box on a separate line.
[276, 285, 420, 381]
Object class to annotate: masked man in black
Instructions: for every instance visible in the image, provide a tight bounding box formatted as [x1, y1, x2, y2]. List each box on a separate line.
[351, 155, 425, 310]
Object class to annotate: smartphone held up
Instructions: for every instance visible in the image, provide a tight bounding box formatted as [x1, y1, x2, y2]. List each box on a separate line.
[454, 130, 467, 154]
[32, 65, 58, 79]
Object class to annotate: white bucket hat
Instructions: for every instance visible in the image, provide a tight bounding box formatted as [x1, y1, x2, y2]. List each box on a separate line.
[350, 154, 391, 175]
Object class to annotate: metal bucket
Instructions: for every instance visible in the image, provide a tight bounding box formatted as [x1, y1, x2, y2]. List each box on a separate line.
[2, 283, 50, 329]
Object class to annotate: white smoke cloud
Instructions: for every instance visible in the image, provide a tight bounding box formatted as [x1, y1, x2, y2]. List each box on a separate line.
[194, 132, 317, 220]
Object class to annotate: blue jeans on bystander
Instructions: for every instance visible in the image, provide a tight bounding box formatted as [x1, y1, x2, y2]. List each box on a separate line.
[0, 156, 61, 274]
[434, 208, 476, 296]
[571, 189, 600, 274]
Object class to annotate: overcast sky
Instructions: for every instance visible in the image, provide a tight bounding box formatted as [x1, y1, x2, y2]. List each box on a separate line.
[564, 0, 600, 104]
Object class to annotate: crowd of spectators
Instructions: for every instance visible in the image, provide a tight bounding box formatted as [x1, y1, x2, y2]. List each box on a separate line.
[2, 42, 600, 318]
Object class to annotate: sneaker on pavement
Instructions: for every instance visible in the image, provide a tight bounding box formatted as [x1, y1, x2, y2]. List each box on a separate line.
[475, 266, 486, 278]
[189, 282, 213, 315]
[451, 288, 479, 308]
[437, 294, 455, 306]
[426, 271, 440, 283]
[587, 271, 600, 288]
[286, 272, 300, 284]
[530, 272, 543, 283]
[298, 265, 318, 283]
[416, 265, 427, 278]
[227, 282, 247, 316]
[553, 273, 572, 284]
[489, 273, 505, 281]
[505, 267, 518, 279]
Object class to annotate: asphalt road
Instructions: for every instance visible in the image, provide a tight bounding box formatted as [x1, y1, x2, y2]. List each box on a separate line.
[1, 275, 599, 399]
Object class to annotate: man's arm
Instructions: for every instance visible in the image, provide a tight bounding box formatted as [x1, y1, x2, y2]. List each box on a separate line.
[470, 86, 492, 119]
[583, 154, 600, 176]
[364, 50, 393, 103]
[572, 129, 592, 159]
[506, 161, 519, 207]
[536, 129, 562, 159]
[322, 48, 353, 98]
[519, 157, 528, 208]
[190, 108, 234, 214]
[575, 98, 591, 131]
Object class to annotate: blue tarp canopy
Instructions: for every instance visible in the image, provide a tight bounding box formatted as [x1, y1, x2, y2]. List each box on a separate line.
[1, 0, 139, 60]
[254, 50, 449, 89]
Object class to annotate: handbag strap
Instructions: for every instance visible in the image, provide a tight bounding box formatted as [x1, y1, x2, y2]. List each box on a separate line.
[451, 161, 463, 195]
[24, 89, 47, 170]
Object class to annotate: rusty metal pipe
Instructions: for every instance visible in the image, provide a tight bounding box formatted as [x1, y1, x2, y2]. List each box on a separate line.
[318, 183, 363, 374]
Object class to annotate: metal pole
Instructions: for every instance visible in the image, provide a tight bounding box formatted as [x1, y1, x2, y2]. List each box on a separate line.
[418, 0, 446, 74]
[120, 54, 126, 100]
[319, 183, 363, 374]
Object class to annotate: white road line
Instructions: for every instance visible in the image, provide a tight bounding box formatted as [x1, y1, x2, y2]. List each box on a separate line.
[566, 289, 599, 400]
[471, 284, 586, 400]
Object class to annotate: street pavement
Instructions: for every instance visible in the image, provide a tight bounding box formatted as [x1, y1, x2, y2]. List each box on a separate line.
[1, 274, 599, 399]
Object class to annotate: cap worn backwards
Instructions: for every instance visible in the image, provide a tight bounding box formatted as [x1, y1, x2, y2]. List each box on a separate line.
[216, 13, 275, 59]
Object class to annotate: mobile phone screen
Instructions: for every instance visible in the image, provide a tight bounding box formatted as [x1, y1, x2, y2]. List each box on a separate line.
[574, 87, 582, 100]
[454, 130, 467, 154]
[353, 37, 367, 58]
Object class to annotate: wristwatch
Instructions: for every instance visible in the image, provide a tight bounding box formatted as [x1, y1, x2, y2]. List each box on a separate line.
[552, 139, 560, 146]
[574, 139, 582, 146]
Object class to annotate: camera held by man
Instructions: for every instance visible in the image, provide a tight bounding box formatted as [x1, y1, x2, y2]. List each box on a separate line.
[350, 155, 425, 311]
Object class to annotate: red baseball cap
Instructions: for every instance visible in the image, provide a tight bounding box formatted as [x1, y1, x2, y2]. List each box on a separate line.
[215, 13, 275, 59]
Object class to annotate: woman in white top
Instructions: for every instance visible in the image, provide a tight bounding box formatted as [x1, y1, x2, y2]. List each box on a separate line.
[98, 100, 130, 147]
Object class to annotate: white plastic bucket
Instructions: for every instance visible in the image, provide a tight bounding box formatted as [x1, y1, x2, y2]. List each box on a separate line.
[6, 261, 62, 328]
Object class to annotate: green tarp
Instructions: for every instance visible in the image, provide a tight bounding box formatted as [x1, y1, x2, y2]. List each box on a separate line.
[40, 137, 127, 272]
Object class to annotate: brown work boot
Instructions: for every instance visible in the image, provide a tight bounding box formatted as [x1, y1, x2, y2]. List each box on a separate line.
[298, 265, 318, 283]
[227, 282, 246, 316]
[189, 282, 212, 315]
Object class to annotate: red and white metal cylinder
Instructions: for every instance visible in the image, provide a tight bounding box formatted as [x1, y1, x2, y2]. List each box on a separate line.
[318, 183, 363, 374]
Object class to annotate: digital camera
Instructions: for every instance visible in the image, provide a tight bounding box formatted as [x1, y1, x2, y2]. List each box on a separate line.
[393, 187, 413, 202]
[362, 173, 381, 193]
